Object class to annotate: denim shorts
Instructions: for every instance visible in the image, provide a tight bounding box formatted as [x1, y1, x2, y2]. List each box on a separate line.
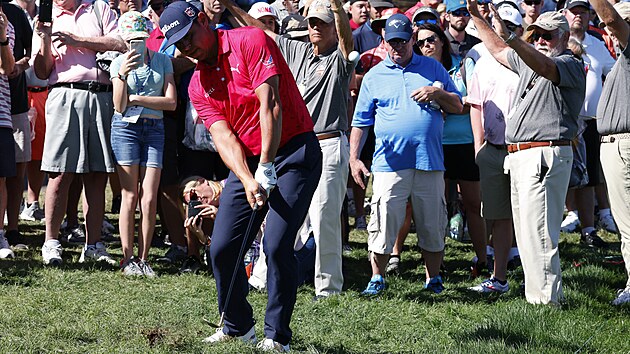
[110, 114, 164, 169]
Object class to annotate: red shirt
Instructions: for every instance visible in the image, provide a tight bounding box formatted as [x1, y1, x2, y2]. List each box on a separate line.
[359, 41, 388, 73]
[188, 27, 313, 156]
[349, 19, 361, 30]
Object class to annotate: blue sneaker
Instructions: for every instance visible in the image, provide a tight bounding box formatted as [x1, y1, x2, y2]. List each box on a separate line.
[425, 275, 445, 294]
[361, 274, 385, 295]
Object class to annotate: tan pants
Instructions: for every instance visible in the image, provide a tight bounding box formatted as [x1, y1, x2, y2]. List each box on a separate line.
[600, 138, 630, 289]
[508, 145, 572, 305]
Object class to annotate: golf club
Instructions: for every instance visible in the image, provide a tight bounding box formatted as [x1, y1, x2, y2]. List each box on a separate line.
[205, 201, 260, 329]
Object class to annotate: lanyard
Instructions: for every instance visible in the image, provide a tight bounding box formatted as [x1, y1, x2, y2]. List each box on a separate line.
[132, 54, 152, 95]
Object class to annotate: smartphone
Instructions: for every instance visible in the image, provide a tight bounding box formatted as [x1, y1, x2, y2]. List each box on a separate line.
[188, 200, 203, 219]
[39, 0, 53, 23]
[129, 39, 146, 66]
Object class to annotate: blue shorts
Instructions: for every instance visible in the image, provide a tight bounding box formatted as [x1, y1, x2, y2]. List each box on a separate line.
[110, 114, 164, 169]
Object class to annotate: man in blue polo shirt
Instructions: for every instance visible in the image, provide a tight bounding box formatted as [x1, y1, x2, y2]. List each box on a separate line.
[350, 14, 462, 295]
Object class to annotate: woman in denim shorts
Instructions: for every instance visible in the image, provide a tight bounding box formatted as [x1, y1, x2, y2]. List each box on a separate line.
[110, 11, 177, 276]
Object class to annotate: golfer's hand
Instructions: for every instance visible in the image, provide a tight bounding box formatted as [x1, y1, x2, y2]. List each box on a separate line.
[244, 177, 266, 209]
[254, 162, 277, 197]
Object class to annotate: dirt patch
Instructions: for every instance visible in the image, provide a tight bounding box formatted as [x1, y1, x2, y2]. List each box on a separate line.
[142, 327, 166, 347]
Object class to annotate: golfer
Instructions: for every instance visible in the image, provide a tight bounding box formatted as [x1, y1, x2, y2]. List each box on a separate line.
[159, 2, 322, 351]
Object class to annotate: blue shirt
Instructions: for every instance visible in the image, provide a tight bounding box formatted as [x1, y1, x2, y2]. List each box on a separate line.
[443, 55, 474, 145]
[353, 53, 461, 172]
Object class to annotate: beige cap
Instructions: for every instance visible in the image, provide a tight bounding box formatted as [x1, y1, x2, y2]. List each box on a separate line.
[528, 11, 570, 32]
[305, 0, 334, 24]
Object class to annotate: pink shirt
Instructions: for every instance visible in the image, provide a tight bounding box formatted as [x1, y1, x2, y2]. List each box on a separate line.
[31, 0, 118, 85]
[188, 27, 313, 157]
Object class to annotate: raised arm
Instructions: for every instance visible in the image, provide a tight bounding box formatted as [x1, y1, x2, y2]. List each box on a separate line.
[590, 0, 629, 49]
[468, 0, 561, 84]
[33, 19, 54, 80]
[217, 0, 278, 39]
[329, 0, 353, 59]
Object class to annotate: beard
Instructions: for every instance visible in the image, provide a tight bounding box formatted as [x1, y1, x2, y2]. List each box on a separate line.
[537, 44, 563, 57]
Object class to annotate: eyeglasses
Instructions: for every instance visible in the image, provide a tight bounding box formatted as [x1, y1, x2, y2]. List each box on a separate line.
[477, 0, 492, 4]
[523, 0, 542, 5]
[531, 31, 554, 41]
[450, 9, 470, 17]
[415, 19, 438, 26]
[387, 38, 408, 46]
[505, 22, 519, 32]
[416, 35, 437, 47]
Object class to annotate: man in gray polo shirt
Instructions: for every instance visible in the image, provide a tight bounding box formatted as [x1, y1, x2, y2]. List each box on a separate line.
[220, 0, 355, 299]
[589, 0, 630, 306]
[468, 2, 586, 306]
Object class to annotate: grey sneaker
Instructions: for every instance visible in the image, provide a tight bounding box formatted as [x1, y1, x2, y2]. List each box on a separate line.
[202, 326, 256, 344]
[256, 338, 290, 352]
[64, 225, 86, 244]
[42, 240, 63, 265]
[121, 257, 144, 276]
[0, 231, 15, 259]
[160, 245, 187, 263]
[79, 242, 117, 266]
[612, 287, 630, 306]
[385, 255, 400, 275]
[138, 259, 156, 277]
[20, 201, 45, 222]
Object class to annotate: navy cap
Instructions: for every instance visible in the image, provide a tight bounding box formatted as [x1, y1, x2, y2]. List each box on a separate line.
[446, 0, 467, 13]
[384, 14, 412, 42]
[159, 1, 200, 49]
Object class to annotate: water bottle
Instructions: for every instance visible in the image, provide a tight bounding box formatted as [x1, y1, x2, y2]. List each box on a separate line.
[448, 212, 464, 242]
[429, 81, 443, 111]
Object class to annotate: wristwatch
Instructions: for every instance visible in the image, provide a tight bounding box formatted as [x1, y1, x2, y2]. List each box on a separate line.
[0, 38, 9, 46]
[116, 73, 127, 81]
[504, 32, 517, 45]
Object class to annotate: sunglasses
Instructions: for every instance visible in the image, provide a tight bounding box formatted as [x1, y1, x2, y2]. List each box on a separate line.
[523, 0, 542, 5]
[531, 31, 554, 41]
[505, 22, 519, 32]
[388, 38, 408, 46]
[450, 9, 470, 17]
[477, 0, 492, 4]
[416, 35, 438, 47]
[415, 18, 438, 26]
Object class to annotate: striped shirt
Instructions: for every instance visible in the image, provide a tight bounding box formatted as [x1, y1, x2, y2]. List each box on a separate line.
[0, 22, 15, 129]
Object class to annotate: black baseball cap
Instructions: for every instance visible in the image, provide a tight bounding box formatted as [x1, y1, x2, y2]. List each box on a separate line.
[159, 1, 200, 49]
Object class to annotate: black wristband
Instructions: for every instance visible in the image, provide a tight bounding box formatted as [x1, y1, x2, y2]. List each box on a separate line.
[0, 38, 9, 46]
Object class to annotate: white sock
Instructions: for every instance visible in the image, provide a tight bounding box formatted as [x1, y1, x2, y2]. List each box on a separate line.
[45, 239, 61, 247]
[582, 227, 596, 235]
[567, 210, 579, 219]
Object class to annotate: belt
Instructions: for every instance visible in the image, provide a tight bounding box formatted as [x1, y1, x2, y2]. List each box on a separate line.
[486, 141, 507, 150]
[50, 81, 113, 93]
[28, 86, 48, 93]
[601, 133, 630, 143]
[507, 140, 571, 153]
[316, 130, 342, 141]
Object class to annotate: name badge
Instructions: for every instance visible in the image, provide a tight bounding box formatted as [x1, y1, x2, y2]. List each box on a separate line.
[122, 105, 143, 123]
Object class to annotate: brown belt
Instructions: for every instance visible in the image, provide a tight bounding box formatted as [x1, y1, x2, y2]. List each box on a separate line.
[316, 131, 342, 141]
[507, 140, 571, 153]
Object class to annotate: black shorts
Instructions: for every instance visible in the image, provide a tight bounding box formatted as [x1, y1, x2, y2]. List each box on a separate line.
[0, 127, 16, 178]
[359, 126, 376, 163]
[160, 117, 180, 186]
[583, 119, 602, 186]
[443, 143, 480, 181]
[179, 147, 229, 182]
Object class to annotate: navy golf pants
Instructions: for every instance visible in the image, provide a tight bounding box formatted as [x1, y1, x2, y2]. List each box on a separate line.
[210, 132, 322, 345]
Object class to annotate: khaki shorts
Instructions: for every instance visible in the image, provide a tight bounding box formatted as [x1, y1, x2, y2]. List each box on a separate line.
[12, 112, 31, 163]
[42, 87, 115, 173]
[475, 142, 512, 220]
[367, 169, 447, 254]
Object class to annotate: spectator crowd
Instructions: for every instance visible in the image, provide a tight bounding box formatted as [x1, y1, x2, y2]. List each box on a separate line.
[1, 0, 630, 350]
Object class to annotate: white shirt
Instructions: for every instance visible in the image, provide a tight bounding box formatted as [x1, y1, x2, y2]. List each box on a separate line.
[579, 32, 616, 118]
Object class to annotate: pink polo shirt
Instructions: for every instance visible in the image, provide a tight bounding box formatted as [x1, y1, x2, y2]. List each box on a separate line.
[30, 0, 118, 85]
[188, 27, 313, 157]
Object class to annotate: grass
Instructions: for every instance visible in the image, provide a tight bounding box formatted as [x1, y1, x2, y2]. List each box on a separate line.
[1, 194, 629, 353]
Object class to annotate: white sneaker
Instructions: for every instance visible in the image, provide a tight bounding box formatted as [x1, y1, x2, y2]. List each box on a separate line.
[42, 240, 63, 265]
[138, 259, 157, 277]
[355, 215, 367, 230]
[79, 242, 117, 266]
[0, 231, 15, 259]
[19, 201, 45, 222]
[121, 257, 144, 276]
[612, 287, 630, 306]
[469, 277, 509, 293]
[256, 338, 290, 352]
[560, 212, 580, 233]
[598, 213, 618, 234]
[202, 326, 256, 344]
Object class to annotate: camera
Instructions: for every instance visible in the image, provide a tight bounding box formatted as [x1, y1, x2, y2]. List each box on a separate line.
[187, 192, 203, 219]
